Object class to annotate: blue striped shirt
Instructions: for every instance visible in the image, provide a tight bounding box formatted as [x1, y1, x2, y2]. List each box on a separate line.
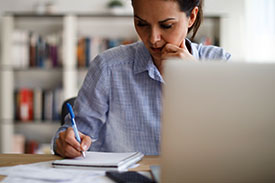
[52, 40, 231, 155]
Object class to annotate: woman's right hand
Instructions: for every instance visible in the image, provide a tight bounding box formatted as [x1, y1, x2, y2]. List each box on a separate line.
[55, 127, 92, 158]
[161, 40, 196, 62]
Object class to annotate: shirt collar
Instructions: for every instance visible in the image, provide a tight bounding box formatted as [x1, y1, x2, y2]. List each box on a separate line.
[133, 42, 164, 82]
[133, 41, 153, 74]
[186, 38, 199, 60]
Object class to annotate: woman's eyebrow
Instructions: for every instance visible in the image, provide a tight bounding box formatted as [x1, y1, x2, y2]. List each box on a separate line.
[158, 18, 176, 24]
[134, 15, 175, 24]
[134, 15, 147, 22]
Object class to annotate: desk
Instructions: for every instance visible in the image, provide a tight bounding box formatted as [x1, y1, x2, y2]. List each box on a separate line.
[0, 154, 160, 181]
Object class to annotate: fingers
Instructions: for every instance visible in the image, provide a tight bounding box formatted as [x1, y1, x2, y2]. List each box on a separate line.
[64, 128, 82, 151]
[162, 43, 181, 54]
[162, 40, 187, 54]
[55, 128, 91, 158]
[80, 132, 92, 151]
[161, 40, 196, 62]
[56, 138, 82, 158]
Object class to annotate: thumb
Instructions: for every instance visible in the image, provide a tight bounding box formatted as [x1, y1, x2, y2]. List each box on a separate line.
[80, 134, 92, 151]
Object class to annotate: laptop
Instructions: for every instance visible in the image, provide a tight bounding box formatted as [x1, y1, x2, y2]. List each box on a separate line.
[160, 60, 275, 183]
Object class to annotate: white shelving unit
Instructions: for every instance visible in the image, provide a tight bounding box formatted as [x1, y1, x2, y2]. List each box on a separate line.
[0, 13, 224, 153]
[0, 16, 15, 153]
[0, 13, 136, 153]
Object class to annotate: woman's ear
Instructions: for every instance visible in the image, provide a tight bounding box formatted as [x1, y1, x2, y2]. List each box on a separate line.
[188, 6, 199, 28]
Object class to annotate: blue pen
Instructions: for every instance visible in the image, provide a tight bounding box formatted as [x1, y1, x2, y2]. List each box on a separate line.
[66, 103, 86, 158]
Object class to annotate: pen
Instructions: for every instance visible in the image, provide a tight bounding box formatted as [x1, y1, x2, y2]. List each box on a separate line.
[66, 103, 86, 158]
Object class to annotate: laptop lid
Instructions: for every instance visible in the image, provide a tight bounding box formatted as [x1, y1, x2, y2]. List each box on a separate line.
[160, 60, 275, 183]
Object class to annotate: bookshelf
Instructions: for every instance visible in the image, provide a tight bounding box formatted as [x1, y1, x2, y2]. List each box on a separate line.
[0, 13, 137, 153]
[0, 13, 223, 153]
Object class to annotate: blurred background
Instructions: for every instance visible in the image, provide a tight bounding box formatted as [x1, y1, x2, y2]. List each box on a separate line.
[0, 0, 274, 154]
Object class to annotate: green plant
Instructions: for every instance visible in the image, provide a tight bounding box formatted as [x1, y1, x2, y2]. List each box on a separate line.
[107, 0, 124, 8]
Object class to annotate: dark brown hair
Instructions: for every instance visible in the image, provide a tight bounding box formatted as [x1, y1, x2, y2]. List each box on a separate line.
[131, 0, 203, 40]
[176, 0, 203, 40]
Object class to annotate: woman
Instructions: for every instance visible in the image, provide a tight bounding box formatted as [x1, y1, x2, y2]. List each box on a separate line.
[52, 0, 231, 158]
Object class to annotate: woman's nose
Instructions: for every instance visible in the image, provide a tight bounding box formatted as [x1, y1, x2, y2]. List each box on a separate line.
[149, 27, 161, 45]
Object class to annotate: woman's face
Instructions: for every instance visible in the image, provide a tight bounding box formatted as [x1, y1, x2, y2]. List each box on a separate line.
[132, 0, 193, 61]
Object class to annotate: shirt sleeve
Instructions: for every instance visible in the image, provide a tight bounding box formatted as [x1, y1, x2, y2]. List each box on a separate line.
[197, 44, 232, 61]
[51, 54, 110, 154]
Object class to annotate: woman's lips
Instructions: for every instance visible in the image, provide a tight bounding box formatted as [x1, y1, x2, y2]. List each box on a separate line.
[151, 46, 164, 53]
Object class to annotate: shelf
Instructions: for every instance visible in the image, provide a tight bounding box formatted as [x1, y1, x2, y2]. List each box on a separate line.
[13, 67, 63, 72]
[14, 122, 60, 143]
[8, 12, 223, 19]
[13, 16, 63, 36]
[14, 121, 60, 124]
[6, 12, 133, 18]
[14, 68, 63, 89]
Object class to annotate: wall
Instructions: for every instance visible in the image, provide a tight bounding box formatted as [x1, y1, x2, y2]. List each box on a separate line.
[205, 0, 246, 61]
[0, 0, 110, 14]
[206, 0, 275, 62]
[244, 0, 275, 62]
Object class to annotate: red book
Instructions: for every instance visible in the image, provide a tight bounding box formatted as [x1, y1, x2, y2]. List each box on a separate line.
[19, 89, 34, 122]
[25, 140, 39, 154]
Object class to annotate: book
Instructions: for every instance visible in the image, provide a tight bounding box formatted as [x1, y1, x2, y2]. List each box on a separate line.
[19, 89, 34, 122]
[43, 89, 53, 121]
[52, 88, 64, 121]
[12, 30, 29, 68]
[52, 151, 144, 171]
[34, 88, 43, 121]
[25, 140, 39, 154]
[29, 32, 37, 67]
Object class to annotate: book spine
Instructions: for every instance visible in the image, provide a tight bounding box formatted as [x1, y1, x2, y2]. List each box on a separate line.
[15, 87, 63, 123]
[52, 88, 63, 121]
[25, 140, 39, 154]
[34, 88, 43, 121]
[12, 30, 61, 69]
[18, 88, 34, 122]
[29, 32, 36, 67]
[76, 36, 137, 67]
[85, 37, 91, 67]
[12, 30, 29, 68]
[44, 89, 53, 121]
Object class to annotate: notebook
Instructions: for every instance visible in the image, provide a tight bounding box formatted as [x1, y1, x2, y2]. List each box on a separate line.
[52, 151, 144, 171]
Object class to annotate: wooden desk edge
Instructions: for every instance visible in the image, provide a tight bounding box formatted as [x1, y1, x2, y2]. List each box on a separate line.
[0, 154, 160, 181]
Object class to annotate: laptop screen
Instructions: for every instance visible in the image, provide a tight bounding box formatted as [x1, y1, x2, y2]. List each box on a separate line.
[160, 60, 275, 182]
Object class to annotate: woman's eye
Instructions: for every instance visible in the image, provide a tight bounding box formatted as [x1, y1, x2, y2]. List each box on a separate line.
[161, 24, 173, 29]
[137, 22, 148, 27]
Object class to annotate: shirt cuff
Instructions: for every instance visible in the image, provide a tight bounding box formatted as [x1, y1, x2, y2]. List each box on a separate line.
[50, 127, 67, 155]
